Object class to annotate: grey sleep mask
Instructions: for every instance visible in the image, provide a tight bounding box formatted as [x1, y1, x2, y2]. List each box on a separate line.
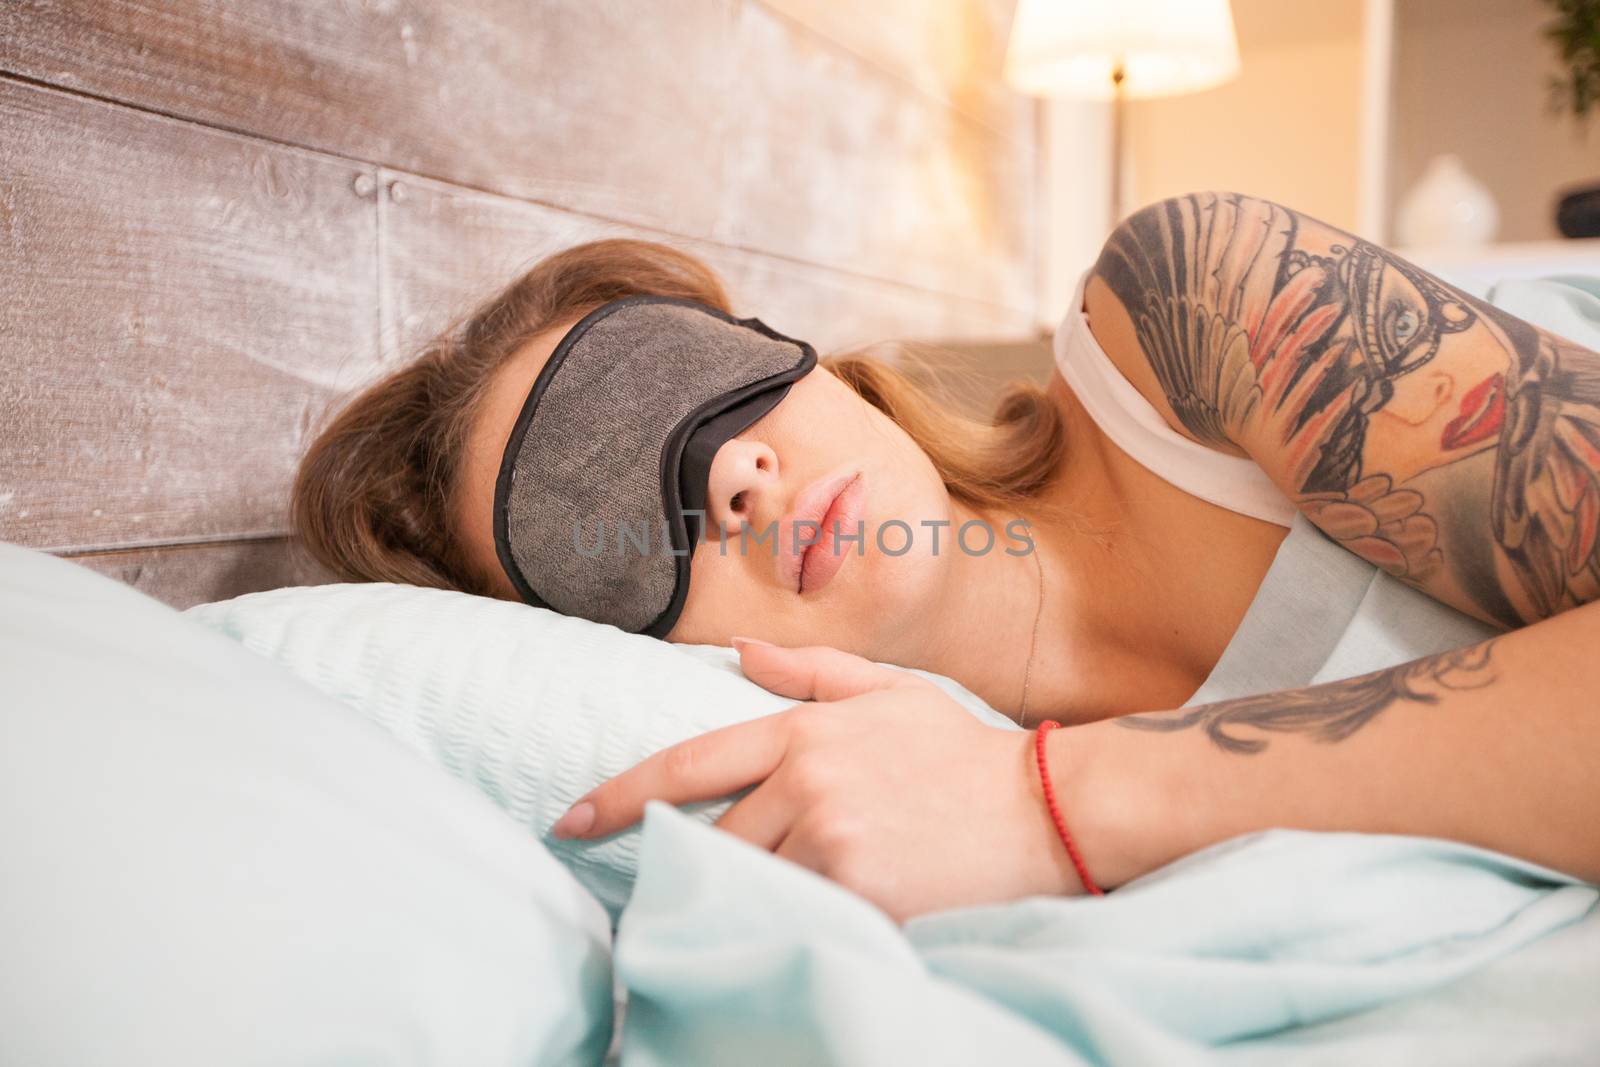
[492, 294, 817, 637]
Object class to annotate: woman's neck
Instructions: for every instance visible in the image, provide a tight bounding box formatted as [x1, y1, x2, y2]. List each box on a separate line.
[893, 379, 1285, 725]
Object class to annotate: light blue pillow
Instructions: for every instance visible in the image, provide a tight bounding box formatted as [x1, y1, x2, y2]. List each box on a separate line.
[183, 581, 1013, 926]
[0, 542, 614, 1066]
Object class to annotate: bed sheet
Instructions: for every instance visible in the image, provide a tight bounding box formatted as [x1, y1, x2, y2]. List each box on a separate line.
[601, 802, 1596, 1066]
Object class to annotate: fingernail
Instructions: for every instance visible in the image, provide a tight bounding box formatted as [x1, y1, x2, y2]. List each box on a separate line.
[730, 635, 775, 650]
[551, 801, 595, 839]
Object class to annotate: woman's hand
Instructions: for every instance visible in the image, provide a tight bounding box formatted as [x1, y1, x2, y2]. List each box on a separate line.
[549, 638, 1095, 924]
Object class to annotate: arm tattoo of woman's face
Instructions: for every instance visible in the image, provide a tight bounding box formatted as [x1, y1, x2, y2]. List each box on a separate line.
[1093, 192, 1600, 627]
[1116, 638, 1499, 754]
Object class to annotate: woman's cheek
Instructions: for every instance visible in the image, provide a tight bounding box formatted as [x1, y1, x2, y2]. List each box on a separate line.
[667, 546, 758, 644]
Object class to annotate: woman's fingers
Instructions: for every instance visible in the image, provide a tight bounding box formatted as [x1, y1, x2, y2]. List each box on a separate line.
[552, 708, 792, 840]
[774, 823, 824, 874]
[711, 777, 794, 852]
[552, 642, 934, 844]
[731, 637, 925, 702]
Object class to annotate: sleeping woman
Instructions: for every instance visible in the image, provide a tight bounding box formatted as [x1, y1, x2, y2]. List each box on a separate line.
[292, 191, 1600, 923]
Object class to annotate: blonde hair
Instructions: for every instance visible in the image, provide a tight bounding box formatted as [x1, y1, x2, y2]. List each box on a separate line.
[291, 239, 1069, 597]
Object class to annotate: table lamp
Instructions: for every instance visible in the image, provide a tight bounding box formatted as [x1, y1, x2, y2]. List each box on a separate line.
[1003, 0, 1242, 223]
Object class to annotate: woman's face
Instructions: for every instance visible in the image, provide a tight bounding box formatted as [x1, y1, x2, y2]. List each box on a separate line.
[454, 317, 960, 655]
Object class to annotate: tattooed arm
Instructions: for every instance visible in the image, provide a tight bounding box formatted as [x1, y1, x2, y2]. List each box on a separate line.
[1089, 191, 1600, 628]
[1054, 605, 1600, 886]
[1074, 197, 1600, 884]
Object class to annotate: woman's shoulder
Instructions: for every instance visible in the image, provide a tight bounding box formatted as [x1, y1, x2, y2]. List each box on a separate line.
[1053, 268, 1298, 529]
[1077, 271, 1225, 450]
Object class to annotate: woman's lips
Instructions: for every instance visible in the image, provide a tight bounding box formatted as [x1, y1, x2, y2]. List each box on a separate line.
[1440, 372, 1506, 451]
[801, 472, 866, 594]
[776, 467, 866, 595]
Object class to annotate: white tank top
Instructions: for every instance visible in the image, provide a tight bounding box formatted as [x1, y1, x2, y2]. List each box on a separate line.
[1051, 268, 1299, 528]
[1045, 267, 1519, 707]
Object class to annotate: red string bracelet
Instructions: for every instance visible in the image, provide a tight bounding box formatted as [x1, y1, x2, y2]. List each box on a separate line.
[1034, 719, 1105, 896]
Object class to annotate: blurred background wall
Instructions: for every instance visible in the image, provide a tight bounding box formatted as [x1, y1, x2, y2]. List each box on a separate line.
[1037, 0, 1599, 327]
[1126, 0, 1368, 235]
[1390, 0, 1597, 243]
[1126, 0, 1600, 249]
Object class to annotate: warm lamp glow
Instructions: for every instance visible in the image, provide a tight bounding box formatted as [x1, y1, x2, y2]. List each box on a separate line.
[1004, 0, 1241, 99]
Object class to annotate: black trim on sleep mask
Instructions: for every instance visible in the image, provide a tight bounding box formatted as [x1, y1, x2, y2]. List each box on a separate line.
[677, 387, 789, 547]
[491, 293, 816, 637]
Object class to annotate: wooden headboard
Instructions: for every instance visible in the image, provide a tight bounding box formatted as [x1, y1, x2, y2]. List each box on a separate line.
[0, 0, 1045, 609]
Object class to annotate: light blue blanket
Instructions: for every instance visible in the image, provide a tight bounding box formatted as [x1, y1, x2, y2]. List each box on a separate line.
[607, 274, 1600, 1065]
[614, 805, 1597, 1065]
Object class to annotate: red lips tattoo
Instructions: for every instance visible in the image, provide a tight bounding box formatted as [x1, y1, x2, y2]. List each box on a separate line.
[1440, 372, 1506, 451]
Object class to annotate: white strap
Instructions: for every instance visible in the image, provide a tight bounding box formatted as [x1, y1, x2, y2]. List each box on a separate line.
[1052, 269, 1298, 528]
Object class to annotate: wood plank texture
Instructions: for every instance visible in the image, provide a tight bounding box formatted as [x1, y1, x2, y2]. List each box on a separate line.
[0, 77, 381, 553]
[66, 537, 338, 611]
[376, 169, 1034, 376]
[0, 2, 1041, 606]
[0, 0, 1034, 312]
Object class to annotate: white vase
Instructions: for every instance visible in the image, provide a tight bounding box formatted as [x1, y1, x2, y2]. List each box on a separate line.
[1397, 154, 1499, 248]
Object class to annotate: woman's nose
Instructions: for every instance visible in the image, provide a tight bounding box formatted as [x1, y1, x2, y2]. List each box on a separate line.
[703, 437, 779, 540]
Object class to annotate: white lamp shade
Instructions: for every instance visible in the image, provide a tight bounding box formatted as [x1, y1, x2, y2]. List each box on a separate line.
[1004, 0, 1241, 99]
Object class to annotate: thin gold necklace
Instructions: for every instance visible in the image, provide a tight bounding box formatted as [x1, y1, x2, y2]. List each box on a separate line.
[1018, 540, 1046, 730]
